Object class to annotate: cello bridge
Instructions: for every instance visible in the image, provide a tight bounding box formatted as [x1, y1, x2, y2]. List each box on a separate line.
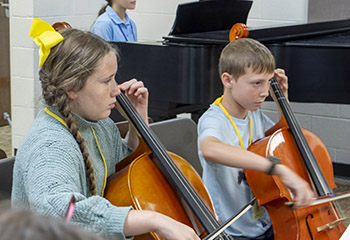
[317, 218, 347, 232]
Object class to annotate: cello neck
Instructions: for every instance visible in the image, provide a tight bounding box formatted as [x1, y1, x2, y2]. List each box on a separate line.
[115, 93, 231, 238]
[270, 77, 331, 195]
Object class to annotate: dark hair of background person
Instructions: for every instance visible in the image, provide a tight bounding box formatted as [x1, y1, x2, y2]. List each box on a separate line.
[0, 203, 102, 240]
[98, 0, 112, 16]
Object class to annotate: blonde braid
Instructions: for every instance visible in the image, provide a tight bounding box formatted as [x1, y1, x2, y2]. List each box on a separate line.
[39, 28, 116, 196]
[57, 93, 97, 195]
[56, 93, 97, 195]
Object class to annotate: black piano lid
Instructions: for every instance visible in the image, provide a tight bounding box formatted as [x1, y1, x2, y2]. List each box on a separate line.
[164, 0, 252, 45]
[165, 0, 350, 47]
[249, 19, 350, 45]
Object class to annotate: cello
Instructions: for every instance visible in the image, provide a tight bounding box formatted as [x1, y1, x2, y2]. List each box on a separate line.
[245, 76, 347, 239]
[104, 92, 233, 240]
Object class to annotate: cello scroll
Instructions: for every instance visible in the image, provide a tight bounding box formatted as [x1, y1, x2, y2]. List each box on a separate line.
[229, 23, 249, 42]
[52, 22, 72, 31]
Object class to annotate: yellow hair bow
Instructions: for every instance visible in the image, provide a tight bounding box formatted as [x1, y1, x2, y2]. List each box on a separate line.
[29, 18, 64, 67]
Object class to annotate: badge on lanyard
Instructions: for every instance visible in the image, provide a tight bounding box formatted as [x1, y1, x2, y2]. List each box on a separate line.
[252, 201, 265, 220]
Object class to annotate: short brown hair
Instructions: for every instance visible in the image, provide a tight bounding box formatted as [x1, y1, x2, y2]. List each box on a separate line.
[218, 38, 275, 79]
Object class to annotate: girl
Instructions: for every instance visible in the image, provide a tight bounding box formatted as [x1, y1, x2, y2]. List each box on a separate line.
[92, 0, 137, 42]
[12, 19, 198, 240]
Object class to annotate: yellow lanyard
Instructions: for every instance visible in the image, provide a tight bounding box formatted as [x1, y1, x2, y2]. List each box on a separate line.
[212, 96, 253, 149]
[44, 107, 108, 196]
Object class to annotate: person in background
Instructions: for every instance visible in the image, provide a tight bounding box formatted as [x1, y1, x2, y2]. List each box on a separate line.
[12, 18, 199, 240]
[0, 206, 102, 240]
[92, 0, 137, 42]
[197, 38, 314, 240]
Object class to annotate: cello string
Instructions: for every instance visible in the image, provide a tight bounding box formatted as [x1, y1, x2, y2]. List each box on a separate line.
[117, 93, 233, 238]
[119, 94, 218, 223]
[117, 94, 233, 238]
[272, 80, 322, 168]
[270, 78, 331, 195]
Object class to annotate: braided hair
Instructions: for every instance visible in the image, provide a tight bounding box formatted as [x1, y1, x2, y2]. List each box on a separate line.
[39, 29, 116, 195]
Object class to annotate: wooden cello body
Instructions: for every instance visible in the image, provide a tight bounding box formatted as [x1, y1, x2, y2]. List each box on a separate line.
[105, 142, 215, 239]
[104, 93, 233, 240]
[245, 78, 346, 239]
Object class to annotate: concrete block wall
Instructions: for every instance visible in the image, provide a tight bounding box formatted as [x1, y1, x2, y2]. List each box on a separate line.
[246, 0, 307, 27]
[261, 102, 350, 165]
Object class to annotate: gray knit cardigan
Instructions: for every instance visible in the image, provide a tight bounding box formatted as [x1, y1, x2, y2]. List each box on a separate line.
[11, 105, 133, 239]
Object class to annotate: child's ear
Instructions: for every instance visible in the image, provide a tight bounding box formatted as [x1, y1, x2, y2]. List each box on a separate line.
[65, 89, 78, 100]
[221, 72, 234, 88]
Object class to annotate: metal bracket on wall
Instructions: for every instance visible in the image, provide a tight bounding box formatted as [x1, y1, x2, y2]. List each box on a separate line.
[0, 1, 9, 8]
[0, 0, 9, 17]
[3, 112, 11, 127]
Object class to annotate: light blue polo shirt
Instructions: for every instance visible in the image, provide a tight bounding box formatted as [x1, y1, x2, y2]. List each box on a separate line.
[92, 6, 137, 42]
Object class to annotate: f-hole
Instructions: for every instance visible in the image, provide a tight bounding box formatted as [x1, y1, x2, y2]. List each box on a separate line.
[305, 214, 315, 240]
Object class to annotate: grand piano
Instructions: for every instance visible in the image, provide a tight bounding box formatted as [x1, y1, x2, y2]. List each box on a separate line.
[110, 0, 350, 122]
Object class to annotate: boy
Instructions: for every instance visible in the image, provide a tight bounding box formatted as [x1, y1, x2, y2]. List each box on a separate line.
[197, 38, 314, 239]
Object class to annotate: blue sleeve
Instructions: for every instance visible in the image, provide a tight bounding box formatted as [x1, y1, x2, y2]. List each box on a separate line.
[260, 111, 275, 132]
[92, 21, 113, 41]
[198, 113, 225, 143]
[130, 19, 138, 41]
